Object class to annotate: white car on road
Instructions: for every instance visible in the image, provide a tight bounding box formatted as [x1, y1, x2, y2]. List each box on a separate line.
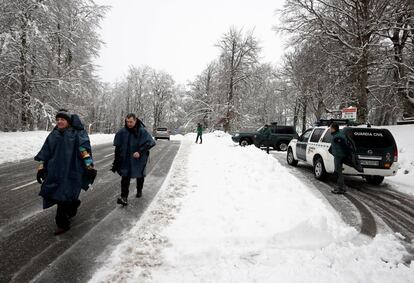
[154, 127, 171, 140]
[286, 122, 399, 185]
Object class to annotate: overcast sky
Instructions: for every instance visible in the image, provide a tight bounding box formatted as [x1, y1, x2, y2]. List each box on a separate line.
[94, 0, 287, 85]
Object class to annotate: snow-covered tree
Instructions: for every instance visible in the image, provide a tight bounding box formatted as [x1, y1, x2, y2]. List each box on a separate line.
[216, 27, 260, 132]
[0, 0, 108, 131]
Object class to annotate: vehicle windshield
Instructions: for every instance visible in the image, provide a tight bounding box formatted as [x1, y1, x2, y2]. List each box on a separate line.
[257, 126, 264, 132]
[346, 128, 395, 149]
[157, 128, 168, 131]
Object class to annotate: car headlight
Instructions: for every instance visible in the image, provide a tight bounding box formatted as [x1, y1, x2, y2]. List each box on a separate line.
[234, 133, 240, 137]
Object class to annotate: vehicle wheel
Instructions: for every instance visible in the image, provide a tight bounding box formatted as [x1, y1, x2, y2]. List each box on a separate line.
[240, 139, 250, 147]
[287, 148, 298, 166]
[278, 141, 288, 152]
[365, 175, 384, 185]
[314, 156, 327, 180]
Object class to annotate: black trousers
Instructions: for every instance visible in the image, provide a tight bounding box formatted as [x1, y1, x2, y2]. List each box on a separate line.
[121, 176, 145, 198]
[196, 133, 202, 144]
[264, 140, 270, 154]
[55, 200, 81, 229]
[334, 156, 345, 190]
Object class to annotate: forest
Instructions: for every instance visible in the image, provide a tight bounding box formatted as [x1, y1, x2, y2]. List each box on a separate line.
[1, 0, 413, 133]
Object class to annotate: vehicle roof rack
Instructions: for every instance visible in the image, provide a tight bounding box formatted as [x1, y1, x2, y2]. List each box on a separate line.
[314, 119, 353, 127]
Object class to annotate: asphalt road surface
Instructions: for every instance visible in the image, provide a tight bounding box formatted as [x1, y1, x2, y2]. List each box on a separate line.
[271, 151, 414, 259]
[0, 140, 180, 283]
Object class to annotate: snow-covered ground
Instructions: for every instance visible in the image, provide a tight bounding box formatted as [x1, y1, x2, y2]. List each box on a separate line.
[384, 125, 414, 196]
[0, 131, 114, 164]
[90, 132, 413, 283]
[170, 134, 184, 141]
[1, 127, 412, 282]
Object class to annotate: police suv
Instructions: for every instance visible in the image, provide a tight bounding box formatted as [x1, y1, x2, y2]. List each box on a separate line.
[286, 120, 399, 185]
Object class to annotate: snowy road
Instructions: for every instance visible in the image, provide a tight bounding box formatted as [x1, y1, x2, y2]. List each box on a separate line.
[271, 151, 414, 252]
[89, 134, 413, 282]
[0, 140, 180, 283]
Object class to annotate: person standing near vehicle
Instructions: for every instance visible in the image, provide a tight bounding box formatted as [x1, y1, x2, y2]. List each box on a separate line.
[262, 124, 272, 154]
[329, 123, 349, 194]
[35, 109, 97, 235]
[111, 113, 156, 206]
[196, 123, 203, 144]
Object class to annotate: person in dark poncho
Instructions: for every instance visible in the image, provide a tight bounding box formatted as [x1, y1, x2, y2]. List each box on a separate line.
[261, 124, 272, 154]
[34, 109, 97, 235]
[196, 123, 203, 144]
[111, 113, 156, 206]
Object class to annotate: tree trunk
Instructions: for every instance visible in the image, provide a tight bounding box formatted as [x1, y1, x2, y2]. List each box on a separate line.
[354, 0, 371, 123]
[391, 22, 414, 119]
[126, 93, 130, 114]
[301, 98, 307, 133]
[293, 98, 299, 130]
[355, 47, 369, 123]
[224, 40, 236, 133]
[314, 96, 325, 121]
[20, 14, 30, 131]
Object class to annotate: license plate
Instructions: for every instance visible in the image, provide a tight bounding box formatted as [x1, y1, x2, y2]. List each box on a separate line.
[360, 160, 379, 166]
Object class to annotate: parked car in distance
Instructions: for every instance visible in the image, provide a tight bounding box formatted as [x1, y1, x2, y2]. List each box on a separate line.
[232, 123, 298, 151]
[286, 119, 399, 185]
[154, 127, 170, 140]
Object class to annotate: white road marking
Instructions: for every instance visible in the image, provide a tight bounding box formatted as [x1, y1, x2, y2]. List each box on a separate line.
[95, 153, 114, 164]
[11, 180, 38, 191]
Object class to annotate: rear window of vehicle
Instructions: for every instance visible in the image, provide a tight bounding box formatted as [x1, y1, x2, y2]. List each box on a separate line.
[273, 126, 295, 134]
[346, 128, 395, 148]
[321, 130, 332, 143]
[157, 128, 168, 131]
[310, 128, 325, 142]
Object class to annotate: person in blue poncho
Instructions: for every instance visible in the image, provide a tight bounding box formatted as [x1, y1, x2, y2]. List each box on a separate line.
[34, 109, 97, 235]
[111, 113, 156, 206]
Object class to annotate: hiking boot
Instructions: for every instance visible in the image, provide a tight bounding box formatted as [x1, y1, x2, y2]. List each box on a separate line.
[136, 189, 142, 198]
[331, 188, 344, 194]
[117, 197, 128, 206]
[54, 226, 70, 236]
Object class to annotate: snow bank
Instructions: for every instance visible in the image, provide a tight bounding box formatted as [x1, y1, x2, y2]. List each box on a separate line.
[90, 133, 413, 283]
[384, 125, 414, 195]
[0, 131, 114, 164]
[170, 134, 184, 141]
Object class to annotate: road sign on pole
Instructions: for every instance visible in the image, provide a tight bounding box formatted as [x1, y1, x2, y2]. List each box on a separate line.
[342, 106, 357, 121]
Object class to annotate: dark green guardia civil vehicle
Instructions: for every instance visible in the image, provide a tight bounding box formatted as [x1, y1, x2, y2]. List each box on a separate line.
[232, 123, 298, 151]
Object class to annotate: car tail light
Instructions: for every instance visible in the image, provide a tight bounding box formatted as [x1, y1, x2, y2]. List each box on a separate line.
[394, 146, 398, 162]
[385, 152, 391, 162]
